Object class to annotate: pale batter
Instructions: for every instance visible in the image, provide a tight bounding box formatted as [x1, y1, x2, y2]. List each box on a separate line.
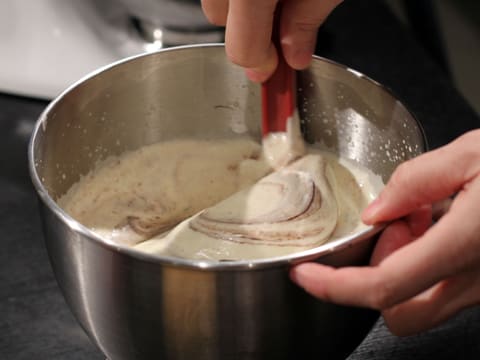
[59, 137, 383, 260]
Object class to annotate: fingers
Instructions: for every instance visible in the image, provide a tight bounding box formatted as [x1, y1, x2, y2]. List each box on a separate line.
[291, 178, 480, 310]
[370, 220, 415, 266]
[290, 262, 383, 307]
[202, 0, 341, 82]
[224, 0, 279, 82]
[291, 222, 480, 336]
[201, 0, 229, 26]
[290, 220, 420, 308]
[281, 0, 343, 69]
[362, 130, 480, 224]
[290, 130, 480, 334]
[383, 268, 480, 336]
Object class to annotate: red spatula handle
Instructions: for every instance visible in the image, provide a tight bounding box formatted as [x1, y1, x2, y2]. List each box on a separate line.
[261, 7, 296, 136]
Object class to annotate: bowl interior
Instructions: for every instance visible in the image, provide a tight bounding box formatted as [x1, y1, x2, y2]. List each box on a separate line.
[30, 44, 426, 260]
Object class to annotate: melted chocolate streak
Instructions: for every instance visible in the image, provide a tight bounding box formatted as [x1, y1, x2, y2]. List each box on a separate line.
[188, 185, 333, 247]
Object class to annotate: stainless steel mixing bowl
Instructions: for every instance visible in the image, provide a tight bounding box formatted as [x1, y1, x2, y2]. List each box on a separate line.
[29, 44, 426, 360]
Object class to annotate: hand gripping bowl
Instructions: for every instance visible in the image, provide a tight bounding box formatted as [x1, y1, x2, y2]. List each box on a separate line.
[29, 45, 426, 360]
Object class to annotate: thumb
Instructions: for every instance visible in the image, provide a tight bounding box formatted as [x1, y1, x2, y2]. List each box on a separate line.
[362, 131, 480, 224]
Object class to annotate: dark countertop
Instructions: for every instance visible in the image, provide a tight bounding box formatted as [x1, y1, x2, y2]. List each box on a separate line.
[0, 1, 479, 359]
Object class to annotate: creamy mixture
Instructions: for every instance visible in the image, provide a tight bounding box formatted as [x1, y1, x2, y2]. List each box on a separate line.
[59, 137, 383, 261]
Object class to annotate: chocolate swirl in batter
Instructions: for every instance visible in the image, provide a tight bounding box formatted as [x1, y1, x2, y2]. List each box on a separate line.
[59, 138, 382, 261]
[188, 155, 338, 247]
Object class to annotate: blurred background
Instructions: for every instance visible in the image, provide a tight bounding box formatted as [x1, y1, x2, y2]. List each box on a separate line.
[386, 0, 479, 114]
[0, 0, 478, 114]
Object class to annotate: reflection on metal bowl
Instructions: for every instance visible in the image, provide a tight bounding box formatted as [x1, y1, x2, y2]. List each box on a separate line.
[115, 0, 224, 46]
[29, 45, 426, 360]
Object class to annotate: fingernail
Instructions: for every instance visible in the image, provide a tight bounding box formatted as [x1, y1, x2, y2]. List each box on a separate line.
[245, 68, 271, 83]
[289, 267, 300, 284]
[290, 48, 314, 69]
[289, 264, 312, 285]
[362, 197, 382, 224]
[281, 38, 315, 70]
